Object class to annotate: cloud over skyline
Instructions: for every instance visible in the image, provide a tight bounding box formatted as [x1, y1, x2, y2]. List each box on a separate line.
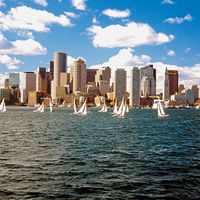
[102, 9, 131, 18]
[164, 14, 192, 24]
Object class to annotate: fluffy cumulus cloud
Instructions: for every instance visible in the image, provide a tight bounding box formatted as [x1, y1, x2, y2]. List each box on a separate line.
[0, 55, 22, 69]
[88, 22, 175, 48]
[64, 11, 79, 18]
[0, 6, 72, 32]
[33, 0, 48, 6]
[102, 9, 130, 18]
[161, 0, 174, 4]
[164, 14, 193, 24]
[0, 0, 5, 7]
[167, 50, 176, 56]
[71, 0, 86, 11]
[0, 32, 46, 55]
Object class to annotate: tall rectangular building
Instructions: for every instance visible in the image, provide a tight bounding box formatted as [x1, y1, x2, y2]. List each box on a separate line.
[36, 67, 47, 92]
[72, 58, 87, 93]
[128, 67, 140, 107]
[140, 65, 156, 96]
[114, 69, 126, 102]
[19, 72, 36, 103]
[9, 73, 20, 88]
[51, 52, 67, 99]
[164, 68, 178, 100]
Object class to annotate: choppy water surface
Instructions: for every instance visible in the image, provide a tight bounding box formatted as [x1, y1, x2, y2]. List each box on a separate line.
[1, 107, 200, 199]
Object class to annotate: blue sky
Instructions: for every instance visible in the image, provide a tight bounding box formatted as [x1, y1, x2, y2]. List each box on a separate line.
[0, 0, 200, 90]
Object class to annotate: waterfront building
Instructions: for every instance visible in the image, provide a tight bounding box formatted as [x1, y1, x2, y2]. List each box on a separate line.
[164, 68, 170, 100]
[140, 65, 156, 96]
[87, 69, 97, 83]
[95, 67, 111, 83]
[72, 58, 87, 93]
[28, 91, 45, 106]
[4, 79, 9, 89]
[51, 52, 67, 99]
[60, 72, 68, 86]
[99, 80, 110, 96]
[0, 88, 11, 103]
[36, 67, 47, 93]
[186, 89, 195, 105]
[9, 73, 20, 88]
[128, 67, 140, 107]
[114, 69, 126, 102]
[191, 85, 199, 101]
[178, 84, 185, 94]
[19, 72, 36, 104]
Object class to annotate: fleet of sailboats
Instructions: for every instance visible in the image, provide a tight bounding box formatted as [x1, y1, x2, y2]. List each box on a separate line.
[0, 98, 7, 112]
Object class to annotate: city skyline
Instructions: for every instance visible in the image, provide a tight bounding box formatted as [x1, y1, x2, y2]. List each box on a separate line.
[0, 0, 200, 91]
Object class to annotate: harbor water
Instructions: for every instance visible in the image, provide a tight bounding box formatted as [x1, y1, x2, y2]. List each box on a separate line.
[0, 107, 200, 199]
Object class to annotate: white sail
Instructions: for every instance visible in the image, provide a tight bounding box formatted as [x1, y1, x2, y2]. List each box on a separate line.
[49, 100, 54, 112]
[157, 101, 168, 118]
[125, 102, 129, 113]
[77, 100, 87, 115]
[33, 102, 44, 113]
[59, 100, 65, 107]
[116, 97, 124, 116]
[99, 101, 107, 112]
[73, 99, 78, 114]
[112, 100, 118, 114]
[119, 103, 126, 118]
[0, 98, 6, 112]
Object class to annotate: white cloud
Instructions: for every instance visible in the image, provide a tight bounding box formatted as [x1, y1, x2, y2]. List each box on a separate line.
[71, 0, 86, 11]
[88, 22, 175, 48]
[161, 0, 174, 4]
[16, 31, 35, 39]
[92, 17, 98, 24]
[184, 47, 191, 53]
[64, 11, 79, 18]
[167, 50, 176, 56]
[164, 14, 192, 24]
[102, 9, 130, 18]
[0, 0, 5, 7]
[0, 39, 47, 55]
[33, 0, 48, 7]
[0, 6, 72, 32]
[0, 54, 22, 69]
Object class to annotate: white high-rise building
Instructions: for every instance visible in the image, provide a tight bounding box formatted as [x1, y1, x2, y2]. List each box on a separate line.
[114, 69, 126, 102]
[19, 72, 36, 103]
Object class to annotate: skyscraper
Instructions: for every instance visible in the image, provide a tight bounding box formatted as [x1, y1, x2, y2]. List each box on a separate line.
[51, 52, 67, 99]
[72, 58, 87, 93]
[36, 67, 47, 92]
[114, 69, 126, 102]
[191, 85, 199, 101]
[164, 68, 178, 100]
[9, 73, 20, 88]
[128, 67, 140, 107]
[20, 72, 36, 103]
[140, 65, 156, 96]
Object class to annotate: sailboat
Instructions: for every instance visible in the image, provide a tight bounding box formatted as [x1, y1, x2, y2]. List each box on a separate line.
[98, 100, 108, 112]
[0, 98, 7, 112]
[112, 100, 118, 115]
[59, 100, 65, 107]
[157, 101, 169, 118]
[77, 100, 87, 115]
[73, 99, 78, 114]
[49, 100, 54, 112]
[113, 97, 125, 117]
[33, 102, 44, 113]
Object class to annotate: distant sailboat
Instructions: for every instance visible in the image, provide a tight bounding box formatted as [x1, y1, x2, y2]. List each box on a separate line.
[77, 100, 87, 115]
[98, 100, 108, 112]
[49, 100, 54, 112]
[73, 99, 78, 114]
[0, 98, 7, 112]
[33, 102, 44, 113]
[112, 100, 118, 115]
[157, 101, 169, 118]
[113, 97, 125, 118]
[59, 100, 65, 107]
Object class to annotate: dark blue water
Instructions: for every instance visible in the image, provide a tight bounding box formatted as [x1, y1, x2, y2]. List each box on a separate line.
[0, 107, 200, 199]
